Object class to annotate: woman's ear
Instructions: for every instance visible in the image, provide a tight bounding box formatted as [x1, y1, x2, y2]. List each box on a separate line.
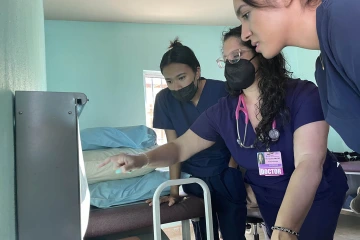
[196, 67, 201, 80]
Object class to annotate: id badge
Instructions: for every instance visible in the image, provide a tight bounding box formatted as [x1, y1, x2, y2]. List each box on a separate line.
[257, 151, 284, 176]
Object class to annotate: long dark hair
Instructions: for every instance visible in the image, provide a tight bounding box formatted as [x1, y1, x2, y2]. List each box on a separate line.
[223, 26, 291, 149]
[160, 37, 201, 74]
[243, 0, 321, 8]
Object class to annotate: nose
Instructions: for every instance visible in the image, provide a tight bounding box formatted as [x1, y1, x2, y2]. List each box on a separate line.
[241, 23, 251, 42]
[173, 82, 182, 91]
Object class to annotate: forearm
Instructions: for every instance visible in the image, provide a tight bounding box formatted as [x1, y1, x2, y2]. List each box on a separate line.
[143, 130, 211, 169]
[144, 142, 183, 168]
[274, 160, 323, 232]
[169, 163, 181, 196]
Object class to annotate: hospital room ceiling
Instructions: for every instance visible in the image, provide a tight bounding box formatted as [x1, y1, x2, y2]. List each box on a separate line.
[43, 0, 240, 26]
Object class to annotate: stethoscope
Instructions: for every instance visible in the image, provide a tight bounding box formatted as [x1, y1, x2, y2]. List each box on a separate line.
[236, 94, 280, 149]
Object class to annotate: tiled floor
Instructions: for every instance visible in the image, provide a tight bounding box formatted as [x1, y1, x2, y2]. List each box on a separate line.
[333, 214, 360, 240]
[162, 224, 195, 240]
[162, 214, 360, 240]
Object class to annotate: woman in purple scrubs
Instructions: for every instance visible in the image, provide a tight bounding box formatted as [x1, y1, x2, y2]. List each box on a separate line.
[101, 26, 348, 240]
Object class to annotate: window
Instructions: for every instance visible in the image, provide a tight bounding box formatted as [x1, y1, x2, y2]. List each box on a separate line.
[143, 70, 168, 145]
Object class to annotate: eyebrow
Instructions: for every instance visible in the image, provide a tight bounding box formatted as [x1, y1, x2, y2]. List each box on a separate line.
[236, 4, 246, 17]
[165, 72, 186, 81]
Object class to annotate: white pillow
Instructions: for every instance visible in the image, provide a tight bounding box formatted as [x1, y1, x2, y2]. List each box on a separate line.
[83, 147, 156, 184]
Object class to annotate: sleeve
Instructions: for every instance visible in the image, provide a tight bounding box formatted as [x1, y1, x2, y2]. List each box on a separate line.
[330, 0, 360, 91]
[152, 90, 174, 130]
[292, 82, 325, 131]
[190, 102, 222, 142]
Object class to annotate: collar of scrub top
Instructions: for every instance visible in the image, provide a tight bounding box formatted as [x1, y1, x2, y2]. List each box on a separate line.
[235, 94, 278, 149]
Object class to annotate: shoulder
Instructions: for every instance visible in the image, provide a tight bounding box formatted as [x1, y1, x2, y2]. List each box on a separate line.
[201, 95, 236, 131]
[206, 79, 226, 85]
[216, 93, 235, 104]
[285, 79, 320, 108]
[286, 78, 318, 95]
[322, 0, 358, 15]
[156, 87, 170, 97]
[205, 79, 227, 89]
[285, 79, 325, 130]
[327, 0, 359, 49]
[317, 0, 359, 33]
[154, 88, 174, 110]
[155, 87, 171, 101]
[205, 78, 228, 96]
[318, 0, 359, 32]
[326, 0, 359, 29]
[210, 94, 237, 114]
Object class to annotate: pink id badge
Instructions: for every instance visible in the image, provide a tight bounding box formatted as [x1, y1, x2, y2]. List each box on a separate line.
[257, 151, 284, 176]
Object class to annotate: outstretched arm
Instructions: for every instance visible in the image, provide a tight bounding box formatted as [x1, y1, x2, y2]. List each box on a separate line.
[99, 129, 215, 172]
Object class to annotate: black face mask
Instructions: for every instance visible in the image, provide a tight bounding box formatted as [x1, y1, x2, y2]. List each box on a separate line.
[171, 78, 198, 102]
[224, 56, 257, 91]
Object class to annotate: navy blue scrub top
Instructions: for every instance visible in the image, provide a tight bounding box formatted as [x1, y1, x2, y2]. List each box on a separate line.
[153, 79, 231, 177]
[191, 79, 347, 206]
[316, 0, 360, 152]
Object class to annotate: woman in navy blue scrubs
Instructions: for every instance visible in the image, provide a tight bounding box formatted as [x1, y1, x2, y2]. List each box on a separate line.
[145, 39, 247, 240]
[232, 0, 360, 153]
[233, 0, 360, 215]
[101, 27, 349, 240]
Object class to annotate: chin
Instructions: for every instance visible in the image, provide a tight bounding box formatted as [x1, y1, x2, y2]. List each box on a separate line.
[260, 46, 284, 59]
[260, 51, 278, 59]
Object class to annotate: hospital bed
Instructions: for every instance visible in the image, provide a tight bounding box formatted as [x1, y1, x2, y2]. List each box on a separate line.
[14, 90, 214, 240]
[85, 178, 214, 240]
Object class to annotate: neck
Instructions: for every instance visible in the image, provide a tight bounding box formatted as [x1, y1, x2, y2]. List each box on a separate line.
[286, 2, 321, 50]
[191, 79, 205, 104]
[242, 79, 260, 104]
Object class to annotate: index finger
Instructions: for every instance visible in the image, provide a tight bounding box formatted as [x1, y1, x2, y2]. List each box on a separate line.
[97, 158, 112, 168]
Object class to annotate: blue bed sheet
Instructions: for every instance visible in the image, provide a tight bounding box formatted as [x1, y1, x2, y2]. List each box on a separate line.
[89, 171, 190, 208]
[81, 125, 157, 150]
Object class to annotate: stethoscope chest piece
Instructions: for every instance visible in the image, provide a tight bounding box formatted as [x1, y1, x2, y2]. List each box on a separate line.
[269, 128, 280, 142]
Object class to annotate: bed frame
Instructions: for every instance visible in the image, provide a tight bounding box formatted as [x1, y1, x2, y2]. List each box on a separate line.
[85, 178, 214, 240]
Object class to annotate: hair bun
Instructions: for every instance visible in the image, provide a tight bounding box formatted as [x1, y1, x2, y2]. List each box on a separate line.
[169, 37, 183, 49]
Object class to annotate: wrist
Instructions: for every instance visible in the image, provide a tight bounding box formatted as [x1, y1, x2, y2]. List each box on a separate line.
[271, 226, 299, 239]
[274, 220, 300, 233]
[170, 193, 180, 198]
[132, 153, 150, 169]
[139, 152, 150, 168]
[170, 186, 180, 197]
[272, 231, 297, 240]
